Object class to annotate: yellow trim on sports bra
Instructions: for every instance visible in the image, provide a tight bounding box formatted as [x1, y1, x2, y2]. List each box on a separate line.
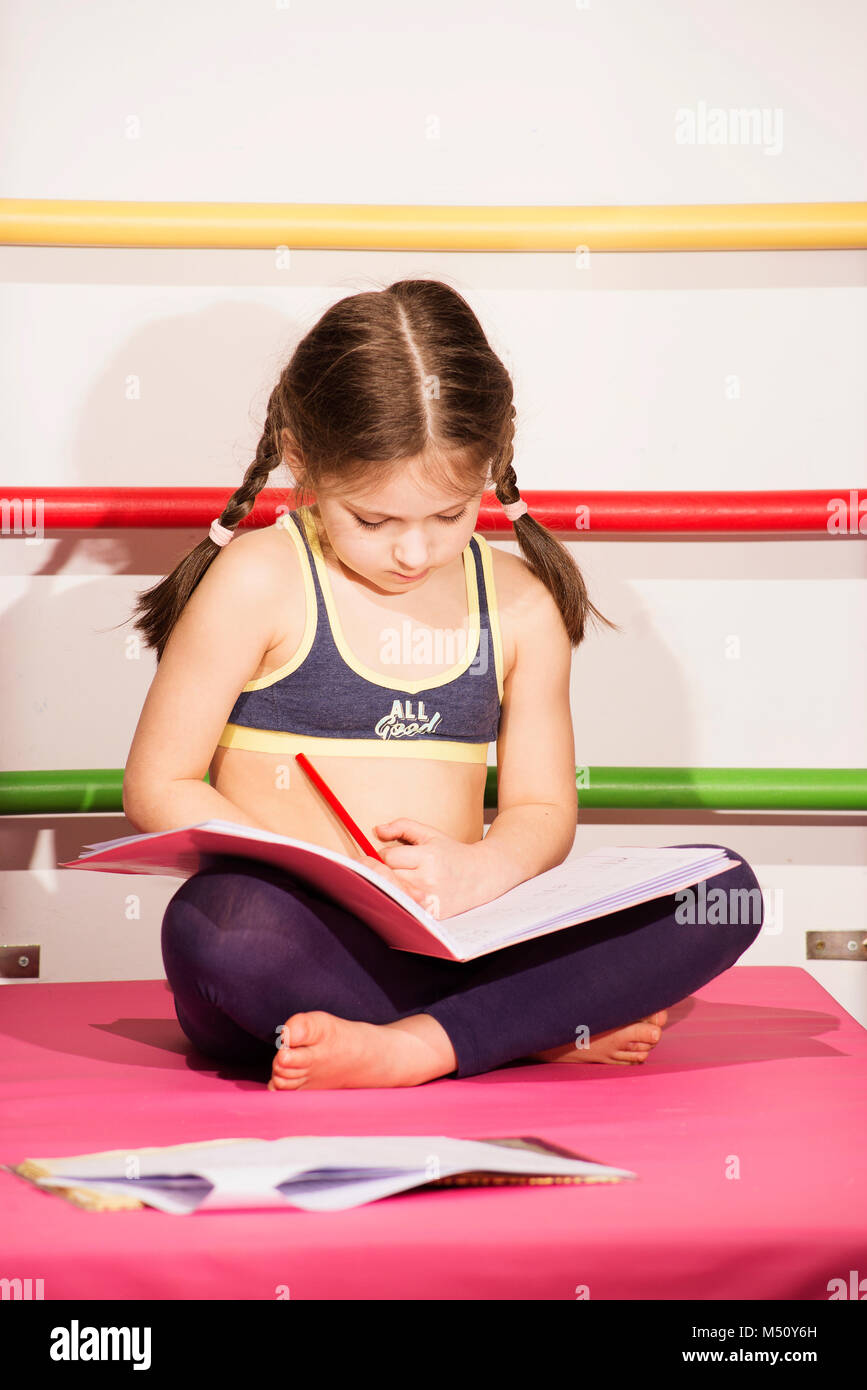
[299, 505, 482, 696]
[216, 724, 490, 763]
[237, 511, 318, 692]
[474, 532, 505, 703]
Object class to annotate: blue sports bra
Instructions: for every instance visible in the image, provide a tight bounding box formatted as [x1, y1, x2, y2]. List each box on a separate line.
[217, 506, 505, 763]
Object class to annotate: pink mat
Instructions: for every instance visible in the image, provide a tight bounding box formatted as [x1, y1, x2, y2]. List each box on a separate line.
[2, 966, 866, 1300]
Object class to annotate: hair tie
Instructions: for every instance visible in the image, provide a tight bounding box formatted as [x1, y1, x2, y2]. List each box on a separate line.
[209, 517, 236, 546]
[501, 497, 528, 522]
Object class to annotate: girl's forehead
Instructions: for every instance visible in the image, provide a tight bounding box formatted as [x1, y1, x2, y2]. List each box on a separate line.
[330, 464, 485, 512]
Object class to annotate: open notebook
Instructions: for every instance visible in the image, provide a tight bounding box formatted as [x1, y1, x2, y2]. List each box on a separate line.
[60, 821, 740, 963]
[8, 1134, 636, 1213]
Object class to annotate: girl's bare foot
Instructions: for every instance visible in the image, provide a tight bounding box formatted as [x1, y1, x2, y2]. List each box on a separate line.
[268, 1011, 458, 1091]
[527, 1010, 669, 1066]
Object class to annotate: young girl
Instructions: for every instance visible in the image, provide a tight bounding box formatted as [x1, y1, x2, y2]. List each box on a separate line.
[123, 278, 763, 1090]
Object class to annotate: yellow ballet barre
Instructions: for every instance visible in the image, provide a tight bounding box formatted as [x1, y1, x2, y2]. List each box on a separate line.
[1, 198, 865, 251]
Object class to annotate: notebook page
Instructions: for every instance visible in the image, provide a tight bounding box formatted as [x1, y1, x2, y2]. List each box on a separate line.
[437, 846, 736, 958]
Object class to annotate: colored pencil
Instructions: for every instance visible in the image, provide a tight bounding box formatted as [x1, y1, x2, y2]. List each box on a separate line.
[294, 752, 385, 862]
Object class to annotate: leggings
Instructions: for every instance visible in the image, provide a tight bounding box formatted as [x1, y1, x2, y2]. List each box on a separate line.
[160, 843, 764, 1080]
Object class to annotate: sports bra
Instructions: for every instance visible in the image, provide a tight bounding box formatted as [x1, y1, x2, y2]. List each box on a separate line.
[216, 506, 505, 763]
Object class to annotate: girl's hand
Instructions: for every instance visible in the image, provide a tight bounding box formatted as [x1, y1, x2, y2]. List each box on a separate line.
[357, 854, 429, 906]
[372, 819, 488, 920]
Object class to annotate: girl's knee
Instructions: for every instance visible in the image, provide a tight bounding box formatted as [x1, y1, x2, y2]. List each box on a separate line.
[161, 869, 271, 972]
[161, 867, 316, 997]
[160, 891, 212, 982]
[716, 845, 763, 943]
[688, 844, 764, 952]
[165, 865, 294, 936]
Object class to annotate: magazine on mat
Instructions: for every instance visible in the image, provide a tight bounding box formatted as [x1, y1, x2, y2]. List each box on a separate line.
[8, 1134, 637, 1214]
[59, 821, 739, 963]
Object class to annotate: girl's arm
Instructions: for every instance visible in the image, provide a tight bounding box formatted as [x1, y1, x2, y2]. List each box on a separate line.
[122, 535, 287, 835]
[123, 776, 266, 835]
[475, 574, 578, 898]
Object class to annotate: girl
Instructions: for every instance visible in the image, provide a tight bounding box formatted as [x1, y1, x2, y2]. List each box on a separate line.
[123, 278, 763, 1090]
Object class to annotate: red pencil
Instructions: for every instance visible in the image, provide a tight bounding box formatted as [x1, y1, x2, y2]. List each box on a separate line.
[294, 752, 386, 862]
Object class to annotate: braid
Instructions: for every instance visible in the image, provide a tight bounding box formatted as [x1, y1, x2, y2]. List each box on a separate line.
[490, 402, 620, 647]
[210, 384, 285, 541]
[492, 406, 521, 508]
[126, 380, 293, 661]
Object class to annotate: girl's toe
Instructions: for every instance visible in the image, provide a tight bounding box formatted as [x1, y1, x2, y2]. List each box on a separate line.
[269, 1073, 305, 1090]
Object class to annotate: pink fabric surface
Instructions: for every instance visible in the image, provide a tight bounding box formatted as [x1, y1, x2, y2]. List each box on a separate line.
[1, 966, 865, 1300]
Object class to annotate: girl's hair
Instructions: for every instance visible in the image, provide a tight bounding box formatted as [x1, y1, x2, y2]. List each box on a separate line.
[130, 278, 620, 661]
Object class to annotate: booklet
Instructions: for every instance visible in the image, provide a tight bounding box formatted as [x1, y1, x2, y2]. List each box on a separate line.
[59, 821, 739, 963]
[8, 1134, 637, 1213]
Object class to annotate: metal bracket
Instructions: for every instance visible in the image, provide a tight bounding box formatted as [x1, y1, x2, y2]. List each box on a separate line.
[806, 931, 867, 961]
[0, 944, 41, 978]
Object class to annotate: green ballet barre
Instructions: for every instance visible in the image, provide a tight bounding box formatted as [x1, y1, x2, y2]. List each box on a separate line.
[0, 767, 865, 815]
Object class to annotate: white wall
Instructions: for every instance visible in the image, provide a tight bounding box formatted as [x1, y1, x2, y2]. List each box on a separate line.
[1, 1, 865, 1021]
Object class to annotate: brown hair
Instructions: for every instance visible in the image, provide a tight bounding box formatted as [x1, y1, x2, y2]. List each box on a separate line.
[130, 278, 619, 661]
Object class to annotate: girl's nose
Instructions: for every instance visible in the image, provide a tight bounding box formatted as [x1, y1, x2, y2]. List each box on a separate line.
[393, 546, 430, 571]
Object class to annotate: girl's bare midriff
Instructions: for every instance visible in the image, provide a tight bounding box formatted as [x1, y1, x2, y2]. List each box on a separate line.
[208, 510, 519, 860]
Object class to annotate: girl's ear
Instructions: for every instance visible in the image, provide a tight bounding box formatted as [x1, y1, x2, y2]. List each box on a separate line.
[280, 427, 300, 464]
[280, 430, 307, 488]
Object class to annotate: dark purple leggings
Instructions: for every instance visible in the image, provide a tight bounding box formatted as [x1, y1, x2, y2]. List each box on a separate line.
[160, 843, 763, 1079]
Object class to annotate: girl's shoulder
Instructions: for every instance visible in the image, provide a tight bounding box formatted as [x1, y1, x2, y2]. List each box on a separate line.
[481, 537, 559, 682]
[235, 512, 305, 577]
[218, 514, 308, 622]
[215, 516, 309, 678]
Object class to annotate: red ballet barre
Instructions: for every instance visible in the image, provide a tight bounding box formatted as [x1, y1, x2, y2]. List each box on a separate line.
[0, 487, 864, 534]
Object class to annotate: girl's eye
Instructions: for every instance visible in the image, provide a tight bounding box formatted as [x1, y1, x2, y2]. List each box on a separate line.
[353, 508, 466, 531]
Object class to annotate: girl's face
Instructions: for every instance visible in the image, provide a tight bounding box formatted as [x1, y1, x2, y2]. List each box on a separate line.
[312, 463, 486, 594]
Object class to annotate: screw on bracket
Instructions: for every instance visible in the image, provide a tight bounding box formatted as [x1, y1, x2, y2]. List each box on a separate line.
[0, 945, 41, 978]
[806, 932, 867, 961]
